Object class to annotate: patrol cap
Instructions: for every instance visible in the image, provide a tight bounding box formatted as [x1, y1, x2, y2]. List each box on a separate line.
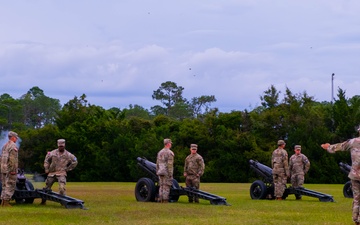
[164, 138, 172, 145]
[295, 145, 301, 150]
[8, 131, 19, 138]
[57, 139, 66, 147]
[190, 144, 198, 150]
[277, 140, 286, 145]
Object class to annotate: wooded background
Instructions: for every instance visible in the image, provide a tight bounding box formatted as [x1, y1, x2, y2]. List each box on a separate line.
[0, 82, 358, 184]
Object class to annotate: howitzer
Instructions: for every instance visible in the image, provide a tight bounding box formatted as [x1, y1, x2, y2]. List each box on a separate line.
[249, 159, 334, 202]
[339, 162, 353, 198]
[0, 169, 86, 209]
[135, 157, 230, 205]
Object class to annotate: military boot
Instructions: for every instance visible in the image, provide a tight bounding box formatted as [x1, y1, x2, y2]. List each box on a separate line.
[2, 200, 12, 207]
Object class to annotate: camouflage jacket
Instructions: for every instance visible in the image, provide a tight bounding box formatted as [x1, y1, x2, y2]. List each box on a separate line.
[0, 140, 18, 174]
[327, 137, 360, 181]
[184, 153, 205, 176]
[156, 148, 174, 177]
[272, 148, 289, 176]
[289, 153, 310, 176]
[44, 149, 78, 176]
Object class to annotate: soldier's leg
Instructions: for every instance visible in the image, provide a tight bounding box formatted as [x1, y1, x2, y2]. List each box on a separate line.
[193, 177, 200, 203]
[186, 177, 194, 202]
[58, 176, 67, 195]
[162, 177, 173, 202]
[351, 180, 360, 223]
[41, 176, 56, 204]
[279, 174, 287, 197]
[158, 176, 165, 202]
[1, 173, 6, 200]
[273, 174, 281, 198]
[3, 173, 17, 201]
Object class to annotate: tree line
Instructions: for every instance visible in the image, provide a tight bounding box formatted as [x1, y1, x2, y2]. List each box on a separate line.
[0, 82, 359, 184]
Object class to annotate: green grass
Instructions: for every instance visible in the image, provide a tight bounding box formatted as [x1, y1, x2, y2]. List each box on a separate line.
[0, 182, 353, 225]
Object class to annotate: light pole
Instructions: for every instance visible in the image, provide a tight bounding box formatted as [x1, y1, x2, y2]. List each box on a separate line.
[331, 73, 335, 104]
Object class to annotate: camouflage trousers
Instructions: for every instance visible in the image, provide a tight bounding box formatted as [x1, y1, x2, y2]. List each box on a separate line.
[44, 175, 67, 195]
[1, 173, 17, 201]
[352, 179, 360, 223]
[291, 174, 305, 199]
[273, 173, 287, 198]
[185, 175, 200, 202]
[158, 175, 172, 201]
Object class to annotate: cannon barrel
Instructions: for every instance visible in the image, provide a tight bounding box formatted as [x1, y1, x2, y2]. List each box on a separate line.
[249, 159, 273, 184]
[339, 162, 351, 175]
[137, 157, 159, 182]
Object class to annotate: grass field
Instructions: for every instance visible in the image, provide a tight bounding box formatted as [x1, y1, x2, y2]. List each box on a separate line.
[0, 181, 354, 225]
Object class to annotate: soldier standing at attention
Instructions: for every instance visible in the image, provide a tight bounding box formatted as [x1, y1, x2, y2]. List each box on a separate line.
[272, 140, 289, 200]
[183, 144, 205, 203]
[289, 145, 310, 200]
[156, 138, 174, 203]
[1, 131, 19, 207]
[321, 128, 360, 225]
[41, 139, 78, 205]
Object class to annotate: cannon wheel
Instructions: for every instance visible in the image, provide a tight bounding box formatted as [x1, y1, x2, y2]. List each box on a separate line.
[135, 177, 156, 202]
[250, 180, 268, 199]
[15, 180, 35, 204]
[343, 181, 353, 198]
[169, 179, 180, 202]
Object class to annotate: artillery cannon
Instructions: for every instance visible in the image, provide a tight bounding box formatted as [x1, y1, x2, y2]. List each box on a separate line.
[249, 159, 334, 202]
[0, 169, 86, 209]
[339, 162, 353, 198]
[135, 157, 230, 205]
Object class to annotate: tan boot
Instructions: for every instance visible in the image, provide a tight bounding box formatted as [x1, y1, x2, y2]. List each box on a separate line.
[2, 200, 12, 207]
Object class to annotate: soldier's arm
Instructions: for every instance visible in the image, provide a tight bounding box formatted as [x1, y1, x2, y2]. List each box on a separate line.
[8, 148, 18, 174]
[44, 152, 52, 173]
[66, 153, 78, 172]
[198, 157, 205, 176]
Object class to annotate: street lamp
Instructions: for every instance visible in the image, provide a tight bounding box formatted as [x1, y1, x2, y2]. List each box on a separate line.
[331, 73, 335, 104]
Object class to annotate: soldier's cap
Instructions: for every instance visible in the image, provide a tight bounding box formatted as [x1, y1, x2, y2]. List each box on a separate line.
[277, 140, 286, 145]
[8, 131, 19, 138]
[294, 145, 301, 150]
[57, 139, 66, 147]
[164, 138, 172, 145]
[190, 144, 198, 150]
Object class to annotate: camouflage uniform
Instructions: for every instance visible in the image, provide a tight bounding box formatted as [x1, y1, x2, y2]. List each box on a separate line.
[43, 139, 78, 196]
[271, 140, 289, 199]
[325, 137, 360, 224]
[184, 144, 205, 203]
[1, 131, 19, 203]
[289, 145, 310, 199]
[156, 139, 174, 202]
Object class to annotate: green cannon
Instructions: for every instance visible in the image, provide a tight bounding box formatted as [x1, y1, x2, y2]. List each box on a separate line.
[249, 159, 334, 202]
[339, 162, 353, 198]
[135, 157, 230, 205]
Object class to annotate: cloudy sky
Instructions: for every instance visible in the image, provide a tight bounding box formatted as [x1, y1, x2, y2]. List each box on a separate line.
[1, 1, 359, 112]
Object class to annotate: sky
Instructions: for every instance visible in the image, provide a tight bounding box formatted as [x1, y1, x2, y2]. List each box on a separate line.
[1, 0, 360, 112]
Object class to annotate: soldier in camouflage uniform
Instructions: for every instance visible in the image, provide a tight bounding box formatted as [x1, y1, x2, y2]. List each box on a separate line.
[183, 144, 205, 203]
[321, 129, 360, 225]
[41, 139, 78, 205]
[271, 140, 289, 200]
[289, 145, 310, 200]
[156, 138, 174, 203]
[1, 131, 19, 207]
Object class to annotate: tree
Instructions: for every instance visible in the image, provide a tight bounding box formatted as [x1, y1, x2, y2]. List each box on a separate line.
[152, 81, 187, 116]
[190, 95, 217, 118]
[20, 86, 61, 128]
[260, 85, 280, 109]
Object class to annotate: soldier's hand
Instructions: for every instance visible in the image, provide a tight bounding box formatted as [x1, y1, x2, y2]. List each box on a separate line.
[321, 143, 330, 150]
[183, 172, 187, 177]
[10, 171, 16, 175]
[45, 169, 49, 174]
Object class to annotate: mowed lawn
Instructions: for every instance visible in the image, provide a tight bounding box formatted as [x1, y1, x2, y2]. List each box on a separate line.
[0, 181, 353, 225]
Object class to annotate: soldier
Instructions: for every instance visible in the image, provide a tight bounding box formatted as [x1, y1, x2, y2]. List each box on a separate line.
[156, 138, 174, 203]
[41, 139, 78, 205]
[289, 145, 310, 200]
[183, 144, 205, 203]
[271, 139, 289, 200]
[1, 131, 19, 207]
[321, 128, 360, 225]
